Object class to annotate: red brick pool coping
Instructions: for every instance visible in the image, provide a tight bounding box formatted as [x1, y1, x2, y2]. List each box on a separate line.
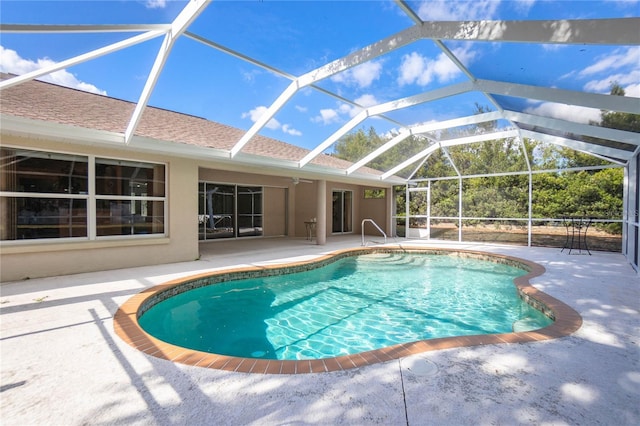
[113, 246, 582, 374]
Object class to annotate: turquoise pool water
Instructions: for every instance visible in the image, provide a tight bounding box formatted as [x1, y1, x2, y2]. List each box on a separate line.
[139, 252, 553, 360]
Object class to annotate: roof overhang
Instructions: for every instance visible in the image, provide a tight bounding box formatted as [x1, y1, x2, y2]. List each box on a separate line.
[0, 2, 638, 185]
[0, 114, 404, 186]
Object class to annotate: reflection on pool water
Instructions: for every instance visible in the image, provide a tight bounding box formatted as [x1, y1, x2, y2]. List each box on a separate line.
[138, 252, 553, 360]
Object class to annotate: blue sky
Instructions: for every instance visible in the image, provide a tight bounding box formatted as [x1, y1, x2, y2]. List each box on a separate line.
[1, 0, 638, 151]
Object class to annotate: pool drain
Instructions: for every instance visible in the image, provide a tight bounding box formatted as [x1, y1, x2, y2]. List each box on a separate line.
[400, 356, 438, 377]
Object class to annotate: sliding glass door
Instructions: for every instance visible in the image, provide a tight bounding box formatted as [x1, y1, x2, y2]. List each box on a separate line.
[198, 182, 262, 240]
[237, 186, 263, 237]
[332, 190, 353, 234]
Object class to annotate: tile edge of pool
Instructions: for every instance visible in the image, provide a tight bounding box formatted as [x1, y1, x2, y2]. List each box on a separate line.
[113, 246, 583, 375]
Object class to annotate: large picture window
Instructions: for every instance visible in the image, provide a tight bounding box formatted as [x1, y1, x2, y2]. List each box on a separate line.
[95, 158, 165, 236]
[0, 148, 166, 241]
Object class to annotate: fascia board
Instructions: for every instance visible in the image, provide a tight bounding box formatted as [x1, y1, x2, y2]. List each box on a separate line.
[229, 153, 403, 185]
[1, 115, 396, 184]
[0, 114, 126, 145]
[232, 151, 300, 170]
[128, 135, 231, 160]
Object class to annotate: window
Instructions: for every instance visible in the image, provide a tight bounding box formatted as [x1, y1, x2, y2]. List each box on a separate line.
[0, 148, 88, 240]
[364, 188, 385, 199]
[95, 158, 165, 236]
[0, 148, 166, 241]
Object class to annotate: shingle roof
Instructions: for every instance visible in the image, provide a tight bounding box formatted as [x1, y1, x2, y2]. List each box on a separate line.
[0, 73, 381, 175]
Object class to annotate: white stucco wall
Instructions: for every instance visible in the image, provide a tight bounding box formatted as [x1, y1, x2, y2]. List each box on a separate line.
[0, 135, 199, 282]
[0, 134, 394, 281]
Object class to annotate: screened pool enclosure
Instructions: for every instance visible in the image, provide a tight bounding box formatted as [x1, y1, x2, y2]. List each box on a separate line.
[390, 138, 626, 252]
[1, 0, 638, 269]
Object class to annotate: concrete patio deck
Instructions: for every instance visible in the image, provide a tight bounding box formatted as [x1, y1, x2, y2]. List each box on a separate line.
[1, 236, 638, 425]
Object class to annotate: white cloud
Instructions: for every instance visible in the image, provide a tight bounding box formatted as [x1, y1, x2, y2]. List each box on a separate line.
[242, 106, 280, 130]
[338, 103, 356, 116]
[282, 124, 302, 136]
[0, 45, 107, 95]
[579, 46, 640, 77]
[623, 83, 640, 98]
[541, 43, 569, 52]
[559, 70, 577, 81]
[242, 105, 302, 136]
[397, 52, 427, 86]
[313, 108, 341, 125]
[524, 102, 602, 124]
[295, 105, 308, 113]
[354, 94, 379, 108]
[381, 128, 400, 139]
[145, 0, 167, 9]
[241, 69, 262, 83]
[397, 47, 475, 87]
[331, 60, 383, 88]
[512, 0, 536, 14]
[416, 0, 500, 20]
[568, 47, 640, 97]
[312, 94, 381, 125]
[584, 70, 640, 95]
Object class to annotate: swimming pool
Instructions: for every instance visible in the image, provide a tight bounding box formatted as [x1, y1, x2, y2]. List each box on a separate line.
[139, 252, 551, 360]
[114, 247, 582, 374]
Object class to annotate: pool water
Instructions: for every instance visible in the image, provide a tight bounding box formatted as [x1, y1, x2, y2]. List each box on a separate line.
[139, 253, 553, 360]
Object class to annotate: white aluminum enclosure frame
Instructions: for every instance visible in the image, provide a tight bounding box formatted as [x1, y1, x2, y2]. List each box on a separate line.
[0, 0, 638, 266]
[1, 3, 638, 174]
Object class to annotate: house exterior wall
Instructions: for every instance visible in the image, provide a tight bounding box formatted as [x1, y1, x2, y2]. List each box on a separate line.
[295, 182, 317, 237]
[196, 172, 391, 241]
[263, 186, 287, 237]
[290, 182, 393, 240]
[0, 134, 392, 281]
[361, 189, 390, 237]
[0, 134, 199, 282]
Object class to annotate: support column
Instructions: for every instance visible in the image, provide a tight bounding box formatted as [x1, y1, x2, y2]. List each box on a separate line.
[386, 186, 393, 237]
[316, 180, 327, 245]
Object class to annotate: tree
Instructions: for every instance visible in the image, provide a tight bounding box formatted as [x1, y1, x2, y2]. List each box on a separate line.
[332, 87, 630, 236]
[600, 83, 640, 132]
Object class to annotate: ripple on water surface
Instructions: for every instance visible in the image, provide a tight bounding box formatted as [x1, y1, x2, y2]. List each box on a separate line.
[138, 253, 553, 360]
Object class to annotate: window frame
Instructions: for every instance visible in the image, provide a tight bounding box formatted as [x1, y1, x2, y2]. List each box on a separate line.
[363, 188, 386, 199]
[198, 181, 264, 241]
[0, 146, 168, 244]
